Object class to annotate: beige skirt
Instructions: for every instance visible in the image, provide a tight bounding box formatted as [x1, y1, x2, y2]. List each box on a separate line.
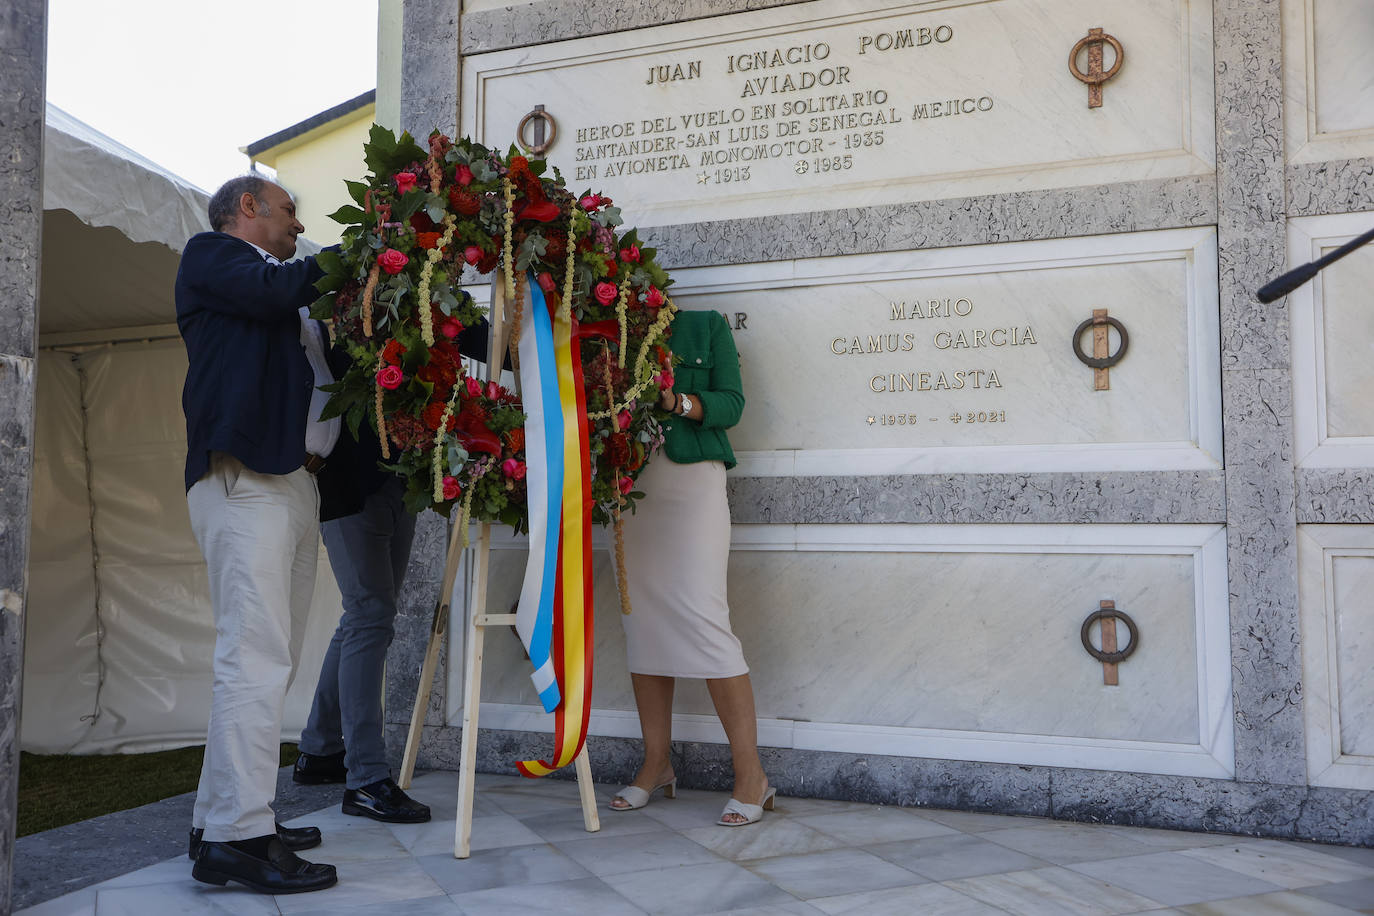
[616, 457, 748, 679]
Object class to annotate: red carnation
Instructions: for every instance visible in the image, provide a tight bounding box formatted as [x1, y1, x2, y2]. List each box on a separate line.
[415, 231, 442, 250]
[381, 339, 407, 365]
[422, 402, 457, 432]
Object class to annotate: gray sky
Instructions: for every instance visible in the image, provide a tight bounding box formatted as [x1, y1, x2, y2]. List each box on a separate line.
[47, 0, 379, 193]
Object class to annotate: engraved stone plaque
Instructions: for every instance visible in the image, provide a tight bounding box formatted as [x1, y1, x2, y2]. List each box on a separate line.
[669, 227, 1221, 474]
[462, 0, 1215, 225]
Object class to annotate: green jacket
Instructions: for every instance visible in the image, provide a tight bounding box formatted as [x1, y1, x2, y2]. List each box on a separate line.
[662, 309, 745, 468]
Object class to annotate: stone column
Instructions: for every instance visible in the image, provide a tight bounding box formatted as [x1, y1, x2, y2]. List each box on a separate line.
[1213, 0, 1304, 785]
[0, 0, 47, 910]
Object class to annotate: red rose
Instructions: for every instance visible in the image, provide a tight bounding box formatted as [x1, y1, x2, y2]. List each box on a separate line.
[501, 458, 527, 480]
[455, 164, 474, 186]
[440, 318, 463, 339]
[394, 172, 418, 194]
[485, 380, 501, 401]
[442, 475, 461, 500]
[645, 286, 665, 308]
[617, 408, 632, 430]
[618, 475, 634, 495]
[619, 245, 641, 263]
[381, 339, 407, 365]
[415, 231, 442, 250]
[464, 376, 482, 397]
[378, 248, 409, 275]
[594, 282, 618, 305]
[448, 189, 481, 216]
[536, 271, 556, 292]
[377, 365, 404, 390]
[463, 245, 483, 266]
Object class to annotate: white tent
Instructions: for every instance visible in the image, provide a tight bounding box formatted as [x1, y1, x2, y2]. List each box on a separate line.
[25, 105, 341, 754]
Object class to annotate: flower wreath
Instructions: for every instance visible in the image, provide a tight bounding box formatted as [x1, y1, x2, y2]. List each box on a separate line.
[310, 126, 678, 563]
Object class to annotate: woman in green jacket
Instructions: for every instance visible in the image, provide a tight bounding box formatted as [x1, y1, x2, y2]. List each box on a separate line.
[609, 308, 774, 826]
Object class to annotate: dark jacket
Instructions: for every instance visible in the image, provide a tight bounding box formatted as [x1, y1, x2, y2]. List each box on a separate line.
[176, 232, 324, 492]
[662, 309, 745, 468]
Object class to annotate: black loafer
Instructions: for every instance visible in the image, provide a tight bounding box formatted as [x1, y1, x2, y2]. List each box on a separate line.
[188, 822, 322, 861]
[292, 750, 348, 785]
[192, 837, 336, 894]
[342, 777, 431, 823]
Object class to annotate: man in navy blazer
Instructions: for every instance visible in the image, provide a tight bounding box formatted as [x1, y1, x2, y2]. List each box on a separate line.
[178, 175, 338, 894]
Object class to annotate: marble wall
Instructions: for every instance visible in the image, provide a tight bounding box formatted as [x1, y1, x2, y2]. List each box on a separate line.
[0, 0, 46, 908]
[384, 0, 1374, 844]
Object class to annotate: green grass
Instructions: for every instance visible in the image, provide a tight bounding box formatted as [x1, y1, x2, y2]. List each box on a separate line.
[17, 743, 300, 837]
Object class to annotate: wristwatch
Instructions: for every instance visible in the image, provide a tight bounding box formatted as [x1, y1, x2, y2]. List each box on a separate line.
[678, 395, 693, 416]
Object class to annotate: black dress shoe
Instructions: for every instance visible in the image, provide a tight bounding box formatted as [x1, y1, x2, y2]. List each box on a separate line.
[188, 822, 322, 860]
[192, 837, 336, 894]
[293, 750, 347, 785]
[342, 777, 431, 823]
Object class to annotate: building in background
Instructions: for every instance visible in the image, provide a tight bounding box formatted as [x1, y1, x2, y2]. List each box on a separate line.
[244, 89, 376, 246]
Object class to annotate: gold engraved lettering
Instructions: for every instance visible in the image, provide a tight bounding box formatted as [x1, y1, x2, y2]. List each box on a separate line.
[869, 369, 1001, 392]
[857, 25, 954, 55]
[933, 327, 1036, 349]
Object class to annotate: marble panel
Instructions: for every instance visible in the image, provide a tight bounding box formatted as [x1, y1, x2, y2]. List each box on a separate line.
[1287, 211, 1374, 468]
[461, 0, 1215, 227]
[462, 0, 811, 53]
[665, 229, 1221, 475]
[449, 522, 1232, 778]
[1299, 524, 1374, 790]
[1282, 0, 1374, 165]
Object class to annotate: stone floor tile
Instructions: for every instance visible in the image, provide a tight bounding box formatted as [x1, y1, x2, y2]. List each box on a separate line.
[794, 806, 958, 845]
[743, 847, 929, 899]
[308, 819, 411, 862]
[913, 807, 1052, 833]
[274, 856, 446, 913]
[1179, 839, 1374, 889]
[477, 785, 588, 816]
[762, 795, 878, 818]
[1069, 850, 1284, 907]
[555, 828, 723, 876]
[637, 788, 744, 831]
[95, 858, 190, 888]
[945, 865, 1165, 915]
[602, 860, 797, 916]
[13, 887, 97, 916]
[95, 880, 281, 915]
[866, 832, 1050, 880]
[450, 875, 648, 916]
[712, 902, 830, 915]
[1097, 824, 1239, 850]
[1295, 877, 1374, 913]
[461, 812, 547, 851]
[1177, 889, 1368, 914]
[681, 817, 846, 862]
[519, 802, 668, 842]
[416, 842, 590, 894]
[808, 881, 1009, 915]
[290, 893, 465, 915]
[977, 821, 1161, 864]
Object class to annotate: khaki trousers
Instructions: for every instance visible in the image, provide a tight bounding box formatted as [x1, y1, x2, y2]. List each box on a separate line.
[187, 453, 318, 841]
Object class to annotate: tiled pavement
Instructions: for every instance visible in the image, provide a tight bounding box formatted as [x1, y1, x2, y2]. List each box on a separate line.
[17, 770, 1374, 915]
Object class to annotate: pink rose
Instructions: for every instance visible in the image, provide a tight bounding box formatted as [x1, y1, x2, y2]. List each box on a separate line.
[536, 271, 556, 292]
[393, 172, 418, 194]
[654, 371, 674, 390]
[442, 476, 461, 501]
[645, 286, 665, 308]
[594, 281, 618, 305]
[617, 409, 632, 430]
[485, 380, 501, 401]
[618, 476, 634, 495]
[464, 377, 482, 397]
[455, 164, 474, 186]
[502, 458, 527, 480]
[464, 245, 483, 266]
[376, 365, 404, 390]
[440, 318, 463, 339]
[578, 194, 601, 211]
[619, 245, 641, 263]
[377, 248, 409, 275]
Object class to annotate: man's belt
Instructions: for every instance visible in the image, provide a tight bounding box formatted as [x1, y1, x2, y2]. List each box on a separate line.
[302, 452, 327, 475]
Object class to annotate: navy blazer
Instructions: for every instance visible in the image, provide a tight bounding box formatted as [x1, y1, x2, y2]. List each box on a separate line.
[176, 232, 324, 492]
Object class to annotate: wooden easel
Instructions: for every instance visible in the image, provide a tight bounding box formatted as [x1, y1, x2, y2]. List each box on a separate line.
[397, 274, 600, 858]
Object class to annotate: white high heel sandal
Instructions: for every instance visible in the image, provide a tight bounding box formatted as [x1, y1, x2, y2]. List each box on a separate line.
[609, 778, 677, 811]
[718, 784, 776, 826]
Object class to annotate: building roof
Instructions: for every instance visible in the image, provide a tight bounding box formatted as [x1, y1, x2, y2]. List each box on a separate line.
[243, 89, 376, 159]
